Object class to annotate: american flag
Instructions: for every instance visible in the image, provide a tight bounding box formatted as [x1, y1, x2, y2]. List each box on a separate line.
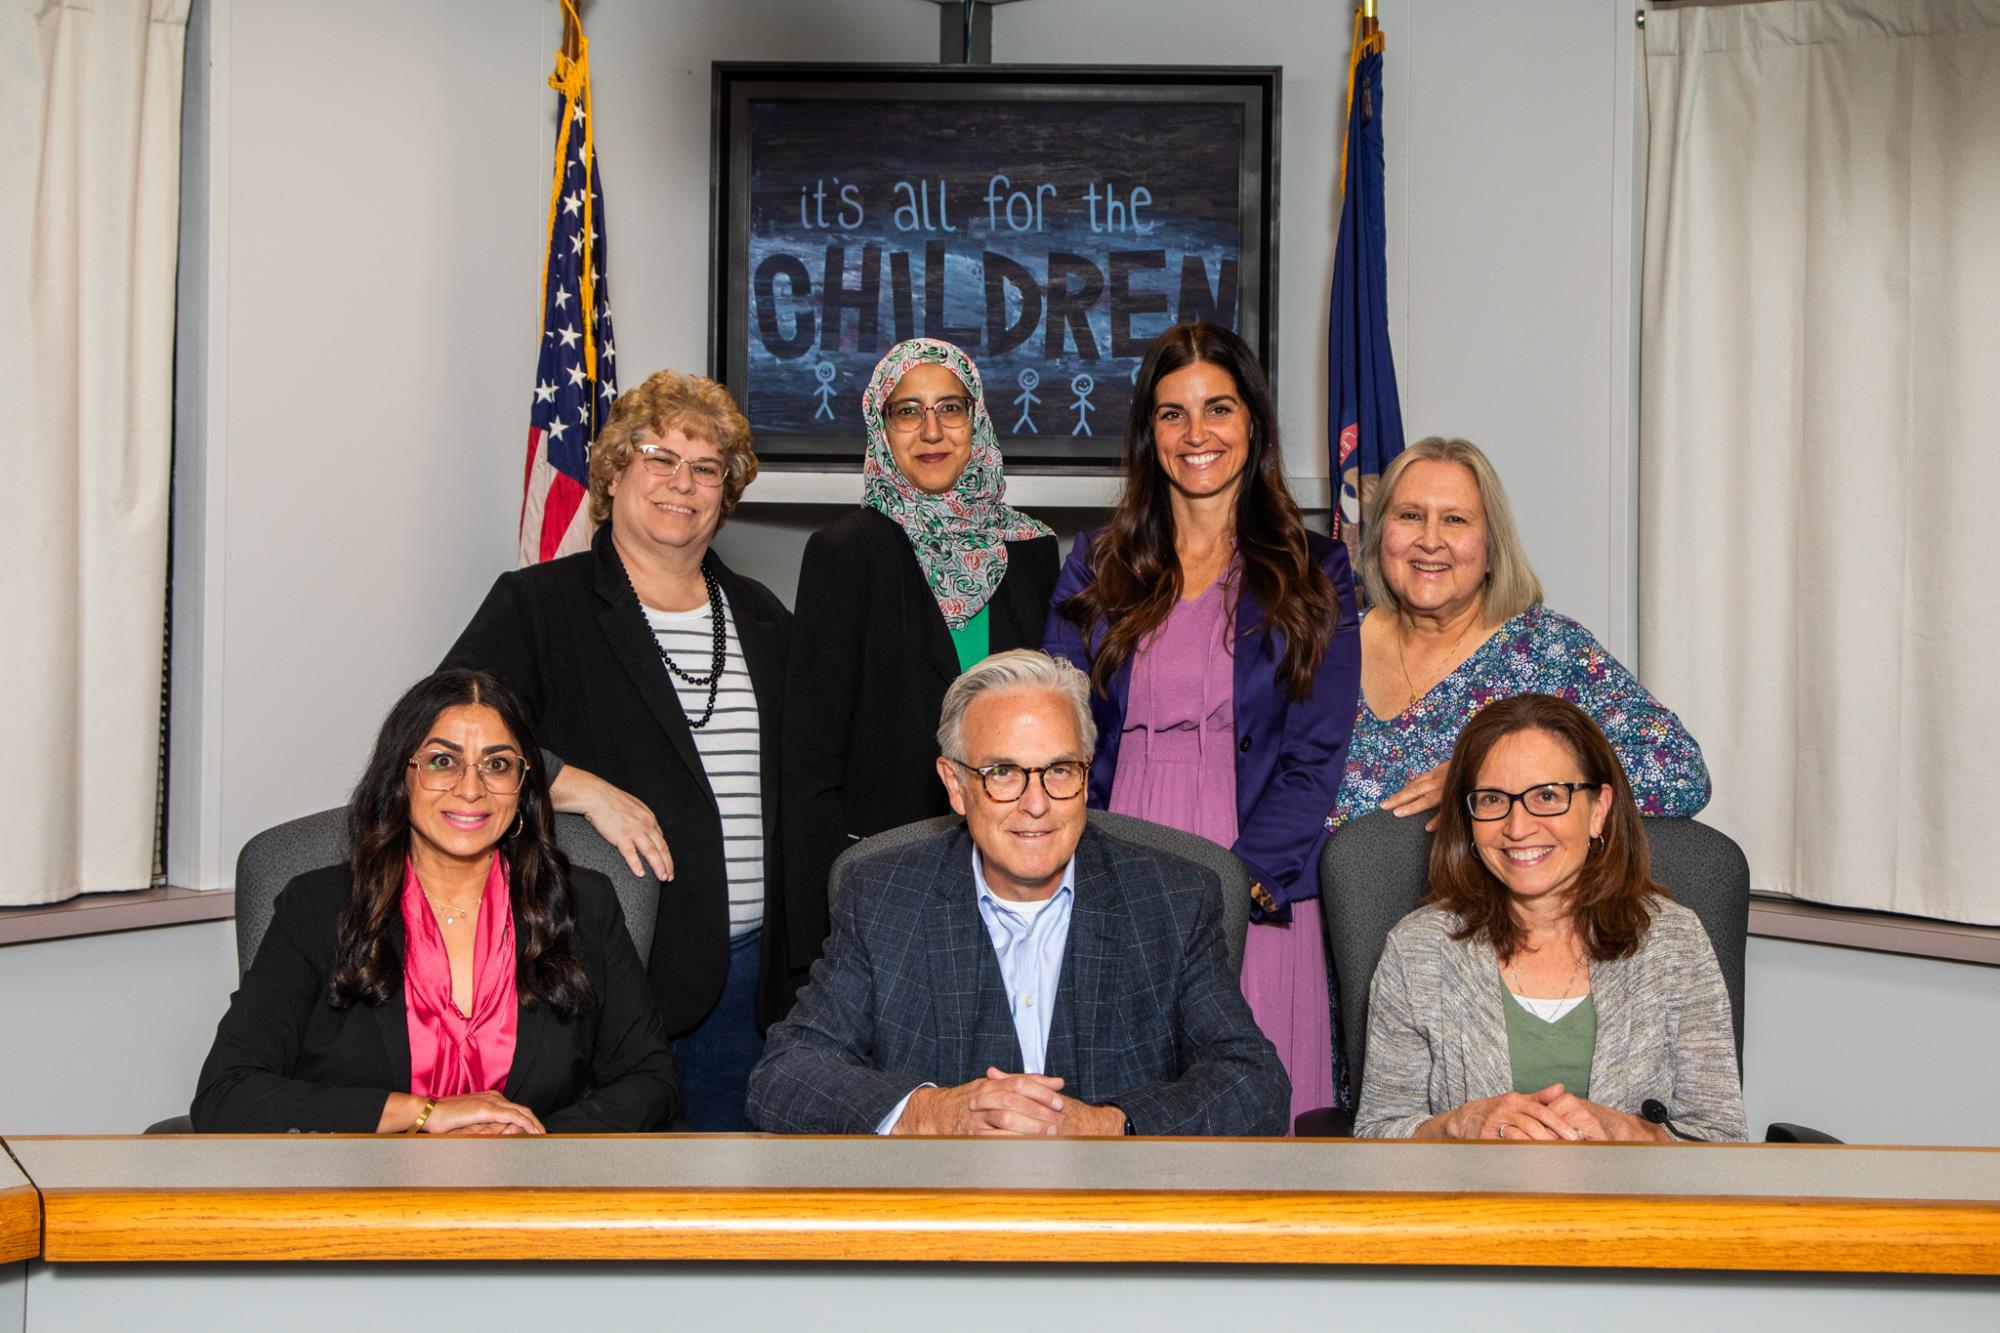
[520, 16, 617, 566]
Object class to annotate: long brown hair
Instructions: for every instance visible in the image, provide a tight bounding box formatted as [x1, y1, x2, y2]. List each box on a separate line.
[328, 669, 593, 1018]
[1427, 694, 1664, 963]
[1057, 322, 1335, 701]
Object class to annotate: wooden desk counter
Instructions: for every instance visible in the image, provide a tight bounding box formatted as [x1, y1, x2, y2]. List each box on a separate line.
[9, 1135, 2000, 1275]
[0, 1147, 36, 1264]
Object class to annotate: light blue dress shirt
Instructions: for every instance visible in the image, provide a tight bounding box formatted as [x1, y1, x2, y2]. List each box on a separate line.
[873, 851, 1078, 1133]
[974, 854, 1076, 1075]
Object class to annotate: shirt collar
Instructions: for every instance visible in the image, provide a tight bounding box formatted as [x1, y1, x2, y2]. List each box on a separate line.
[971, 847, 1076, 912]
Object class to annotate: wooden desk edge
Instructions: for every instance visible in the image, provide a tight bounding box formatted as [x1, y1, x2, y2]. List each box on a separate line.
[34, 1186, 2000, 1274]
[0, 1183, 40, 1263]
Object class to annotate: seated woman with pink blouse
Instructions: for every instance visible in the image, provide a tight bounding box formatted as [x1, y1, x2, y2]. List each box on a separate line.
[192, 668, 678, 1134]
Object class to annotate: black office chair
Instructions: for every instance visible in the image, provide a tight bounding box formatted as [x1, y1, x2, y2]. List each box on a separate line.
[1302, 811, 1835, 1142]
[229, 806, 657, 970]
[147, 806, 656, 1133]
[827, 809, 1253, 976]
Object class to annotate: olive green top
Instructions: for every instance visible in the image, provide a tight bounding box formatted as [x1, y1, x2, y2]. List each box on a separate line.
[1505, 991, 1596, 1100]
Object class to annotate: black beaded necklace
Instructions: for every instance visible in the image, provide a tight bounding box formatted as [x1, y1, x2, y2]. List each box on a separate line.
[629, 562, 727, 731]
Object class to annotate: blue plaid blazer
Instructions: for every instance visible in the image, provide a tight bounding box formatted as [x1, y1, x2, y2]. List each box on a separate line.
[745, 823, 1289, 1136]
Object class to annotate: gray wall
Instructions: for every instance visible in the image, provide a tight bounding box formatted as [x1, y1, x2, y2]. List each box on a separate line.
[168, 0, 1641, 885]
[0, 921, 234, 1134]
[0, 0, 1980, 1149]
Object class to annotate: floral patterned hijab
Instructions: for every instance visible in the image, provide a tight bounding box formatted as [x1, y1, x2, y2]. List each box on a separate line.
[860, 338, 1052, 629]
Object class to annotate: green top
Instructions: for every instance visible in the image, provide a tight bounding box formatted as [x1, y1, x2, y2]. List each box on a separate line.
[948, 603, 991, 673]
[1504, 990, 1596, 1101]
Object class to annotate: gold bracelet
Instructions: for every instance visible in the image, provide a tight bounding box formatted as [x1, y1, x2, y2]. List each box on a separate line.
[408, 1095, 438, 1134]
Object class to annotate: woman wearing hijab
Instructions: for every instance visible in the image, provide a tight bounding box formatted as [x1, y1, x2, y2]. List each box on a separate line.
[781, 338, 1058, 979]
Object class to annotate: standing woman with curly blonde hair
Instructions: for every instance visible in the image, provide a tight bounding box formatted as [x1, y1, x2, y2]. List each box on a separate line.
[446, 368, 791, 1130]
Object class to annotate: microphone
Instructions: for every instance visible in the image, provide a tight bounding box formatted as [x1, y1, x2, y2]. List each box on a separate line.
[1642, 1099, 1706, 1142]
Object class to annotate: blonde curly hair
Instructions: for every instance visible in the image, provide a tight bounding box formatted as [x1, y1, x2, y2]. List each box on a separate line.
[587, 369, 758, 528]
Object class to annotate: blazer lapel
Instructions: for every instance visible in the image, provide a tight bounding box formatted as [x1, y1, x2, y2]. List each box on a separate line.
[1584, 947, 1637, 1108]
[373, 915, 414, 1093]
[715, 552, 785, 858]
[590, 529, 717, 812]
[1446, 929, 1514, 1098]
[1087, 654, 1134, 809]
[901, 543, 964, 687]
[924, 838, 1023, 1075]
[503, 906, 558, 1104]
[985, 540, 1040, 653]
[1231, 584, 1280, 728]
[1047, 831, 1118, 1089]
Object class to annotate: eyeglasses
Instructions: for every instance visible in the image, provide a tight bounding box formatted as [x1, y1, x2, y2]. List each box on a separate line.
[409, 750, 530, 794]
[948, 758, 1089, 803]
[1465, 782, 1596, 822]
[634, 443, 726, 487]
[884, 398, 972, 434]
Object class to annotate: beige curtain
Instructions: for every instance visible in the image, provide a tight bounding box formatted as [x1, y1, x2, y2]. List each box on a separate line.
[1639, 0, 2000, 924]
[0, 0, 187, 904]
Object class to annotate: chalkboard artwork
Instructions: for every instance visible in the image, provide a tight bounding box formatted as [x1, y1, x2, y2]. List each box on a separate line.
[743, 96, 1246, 461]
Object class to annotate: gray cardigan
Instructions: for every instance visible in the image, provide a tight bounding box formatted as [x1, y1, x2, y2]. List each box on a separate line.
[1354, 898, 1748, 1141]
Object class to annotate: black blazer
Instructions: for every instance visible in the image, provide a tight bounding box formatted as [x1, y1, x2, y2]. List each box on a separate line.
[443, 525, 793, 1034]
[191, 863, 678, 1133]
[781, 507, 1057, 971]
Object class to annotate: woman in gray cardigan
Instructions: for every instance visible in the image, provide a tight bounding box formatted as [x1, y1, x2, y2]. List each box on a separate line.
[1354, 695, 1746, 1142]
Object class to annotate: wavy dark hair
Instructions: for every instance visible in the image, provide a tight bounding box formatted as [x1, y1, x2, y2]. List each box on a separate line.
[1057, 322, 1335, 701]
[327, 668, 593, 1018]
[1427, 694, 1665, 964]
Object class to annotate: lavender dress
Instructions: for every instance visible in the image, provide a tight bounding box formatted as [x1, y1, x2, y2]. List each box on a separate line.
[1107, 578, 1333, 1130]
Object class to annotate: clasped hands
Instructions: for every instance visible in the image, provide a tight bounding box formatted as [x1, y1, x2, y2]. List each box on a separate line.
[1438, 1083, 1670, 1143]
[382, 1090, 545, 1136]
[892, 1066, 1126, 1137]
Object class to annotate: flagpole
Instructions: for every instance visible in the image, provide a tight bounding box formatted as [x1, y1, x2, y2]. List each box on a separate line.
[1340, 4, 1386, 202]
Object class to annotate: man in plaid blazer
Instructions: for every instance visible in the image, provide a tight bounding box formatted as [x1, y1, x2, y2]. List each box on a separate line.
[747, 650, 1288, 1137]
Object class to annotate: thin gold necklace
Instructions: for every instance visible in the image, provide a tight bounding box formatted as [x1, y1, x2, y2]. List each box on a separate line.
[419, 885, 482, 928]
[1394, 611, 1482, 710]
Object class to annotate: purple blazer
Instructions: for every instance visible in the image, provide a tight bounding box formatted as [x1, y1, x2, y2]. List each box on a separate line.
[1042, 528, 1362, 921]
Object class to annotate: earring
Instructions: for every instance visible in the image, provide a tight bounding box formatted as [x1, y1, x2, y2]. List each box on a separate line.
[510, 812, 525, 839]
[1589, 833, 1605, 853]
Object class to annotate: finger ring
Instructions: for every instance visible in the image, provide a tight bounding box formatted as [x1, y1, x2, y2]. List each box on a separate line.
[1497, 1124, 1507, 1138]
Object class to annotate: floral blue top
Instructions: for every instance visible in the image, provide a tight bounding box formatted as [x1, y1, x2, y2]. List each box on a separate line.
[1330, 604, 1711, 826]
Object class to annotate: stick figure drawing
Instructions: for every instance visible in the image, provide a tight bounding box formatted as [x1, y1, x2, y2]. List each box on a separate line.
[1012, 367, 1041, 433]
[1069, 373, 1095, 437]
[811, 360, 838, 422]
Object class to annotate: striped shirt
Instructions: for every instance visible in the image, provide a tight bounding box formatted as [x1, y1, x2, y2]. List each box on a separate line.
[645, 592, 764, 938]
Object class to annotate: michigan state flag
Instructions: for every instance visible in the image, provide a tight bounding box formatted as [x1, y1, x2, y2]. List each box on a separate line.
[1328, 8, 1404, 579]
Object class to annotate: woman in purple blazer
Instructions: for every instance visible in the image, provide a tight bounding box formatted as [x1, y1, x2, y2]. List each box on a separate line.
[1043, 322, 1361, 1129]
